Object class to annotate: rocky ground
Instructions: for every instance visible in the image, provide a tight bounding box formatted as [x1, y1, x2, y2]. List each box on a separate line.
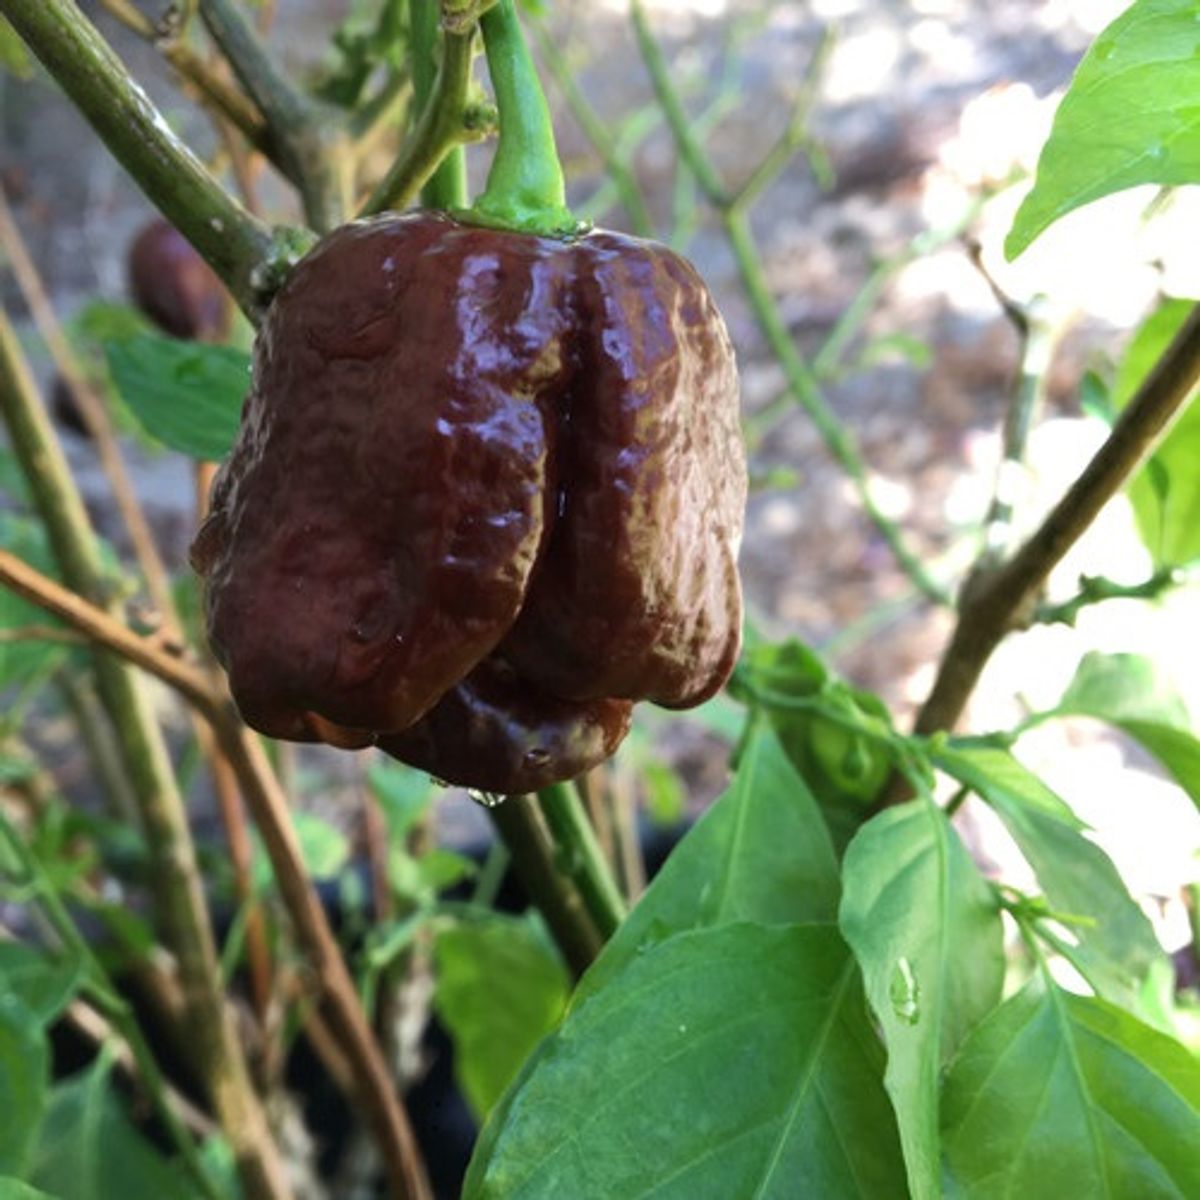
[2, 0, 1198, 957]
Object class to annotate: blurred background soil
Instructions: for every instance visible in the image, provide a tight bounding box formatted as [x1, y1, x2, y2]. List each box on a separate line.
[2, 0, 1198, 955]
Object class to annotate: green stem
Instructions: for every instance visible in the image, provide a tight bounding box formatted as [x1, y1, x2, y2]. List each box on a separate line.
[0, 312, 291, 1200]
[362, 13, 478, 216]
[537, 783, 627, 938]
[723, 210, 951, 605]
[471, 0, 576, 235]
[199, 0, 351, 232]
[530, 19, 653, 237]
[411, 0, 468, 210]
[487, 796, 604, 977]
[629, 0, 728, 207]
[0, 813, 221, 1200]
[628, 0, 949, 606]
[0, 0, 276, 318]
[1034, 567, 1181, 627]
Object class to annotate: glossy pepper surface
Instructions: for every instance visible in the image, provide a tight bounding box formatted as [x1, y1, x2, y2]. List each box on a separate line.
[191, 211, 746, 792]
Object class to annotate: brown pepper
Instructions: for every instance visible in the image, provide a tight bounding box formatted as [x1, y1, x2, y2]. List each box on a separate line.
[191, 212, 745, 792]
[128, 218, 228, 341]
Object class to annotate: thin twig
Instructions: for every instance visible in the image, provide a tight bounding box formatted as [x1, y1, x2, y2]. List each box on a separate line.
[361, 23, 481, 216]
[0, 548, 433, 1200]
[1034, 567, 1181, 627]
[0, 832, 222, 1200]
[64, 998, 217, 1137]
[199, 0, 351, 231]
[627, 0, 950, 605]
[727, 25, 835, 213]
[0, 190, 178, 631]
[537, 782, 627, 938]
[0, 315, 292, 1200]
[0, 0, 279, 318]
[964, 240, 1075, 561]
[55, 674, 142, 825]
[530, 19, 654, 236]
[913, 303, 1200, 739]
[96, 0, 274, 162]
[487, 796, 604, 978]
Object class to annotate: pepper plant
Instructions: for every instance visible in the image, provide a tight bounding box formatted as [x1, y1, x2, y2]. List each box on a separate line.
[1, 1, 1199, 1198]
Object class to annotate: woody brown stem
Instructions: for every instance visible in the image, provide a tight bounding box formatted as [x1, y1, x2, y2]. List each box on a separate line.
[0, 548, 432, 1200]
[912, 303, 1200, 739]
[0, 312, 290, 1198]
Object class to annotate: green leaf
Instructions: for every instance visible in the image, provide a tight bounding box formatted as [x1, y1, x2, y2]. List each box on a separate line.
[29, 1052, 205, 1200]
[1007, 0, 1200, 259]
[935, 742, 1167, 1012]
[0, 1179, 56, 1200]
[1110, 299, 1200, 565]
[839, 799, 1005, 1200]
[581, 717, 840, 997]
[735, 640, 895, 851]
[105, 335, 249, 461]
[390, 847, 476, 901]
[0, 17, 32, 79]
[0, 993, 48, 1176]
[315, 0, 407, 107]
[640, 758, 686, 824]
[465, 923, 906, 1199]
[1056, 651, 1200, 807]
[433, 916, 570, 1120]
[0, 942, 84, 1023]
[367, 763, 434, 841]
[942, 979, 1200, 1197]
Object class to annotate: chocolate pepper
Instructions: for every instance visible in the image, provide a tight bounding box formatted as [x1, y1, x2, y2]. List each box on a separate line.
[191, 211, 745, 792]
[128, 218, 227, 341]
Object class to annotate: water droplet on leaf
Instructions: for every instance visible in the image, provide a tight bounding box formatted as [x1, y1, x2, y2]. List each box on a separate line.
[889, 957, 921, 1026]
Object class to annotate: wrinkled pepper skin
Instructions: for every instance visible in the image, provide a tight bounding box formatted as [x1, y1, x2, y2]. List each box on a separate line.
[378, 657, 633, 794]
[128, 219, 227, 341]
[192, 212, 745, 791]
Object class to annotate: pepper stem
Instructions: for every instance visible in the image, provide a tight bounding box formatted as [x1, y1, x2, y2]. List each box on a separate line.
[469, 0, 580, 236]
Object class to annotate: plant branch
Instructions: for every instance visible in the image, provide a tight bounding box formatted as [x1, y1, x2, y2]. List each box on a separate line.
[722, 211, 951, 604]
[537, 782, 627, 938]
[487, 796, 604, 977]
[0, 190, 179, 632]
[530, 18, 654, 236]
[0, 833, 222, 1200]
[0, 0, 278, 318]
[1034, 567, 1182, 627]
[913, 303, 1200, 738]
[198, 0, 350, 231]
[362, 15, 480, 216]
[0, 313, 292, 1200]
[727, 25, 834, 213]
[96, 0, 274, 161]
[409, 0, 469, 211]
[964, 240, 1075, 561]
[0, 548, 433, 1200]
[630, 0, 729, 207]
[628, 0, 950, 605]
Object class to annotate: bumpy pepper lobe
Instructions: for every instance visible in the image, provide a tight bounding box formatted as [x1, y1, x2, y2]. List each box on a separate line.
[193, 215, 572, 742]
[378, 657, 632, 794]
[500, 230, 746, 709]
[193, 212, 746, 788]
